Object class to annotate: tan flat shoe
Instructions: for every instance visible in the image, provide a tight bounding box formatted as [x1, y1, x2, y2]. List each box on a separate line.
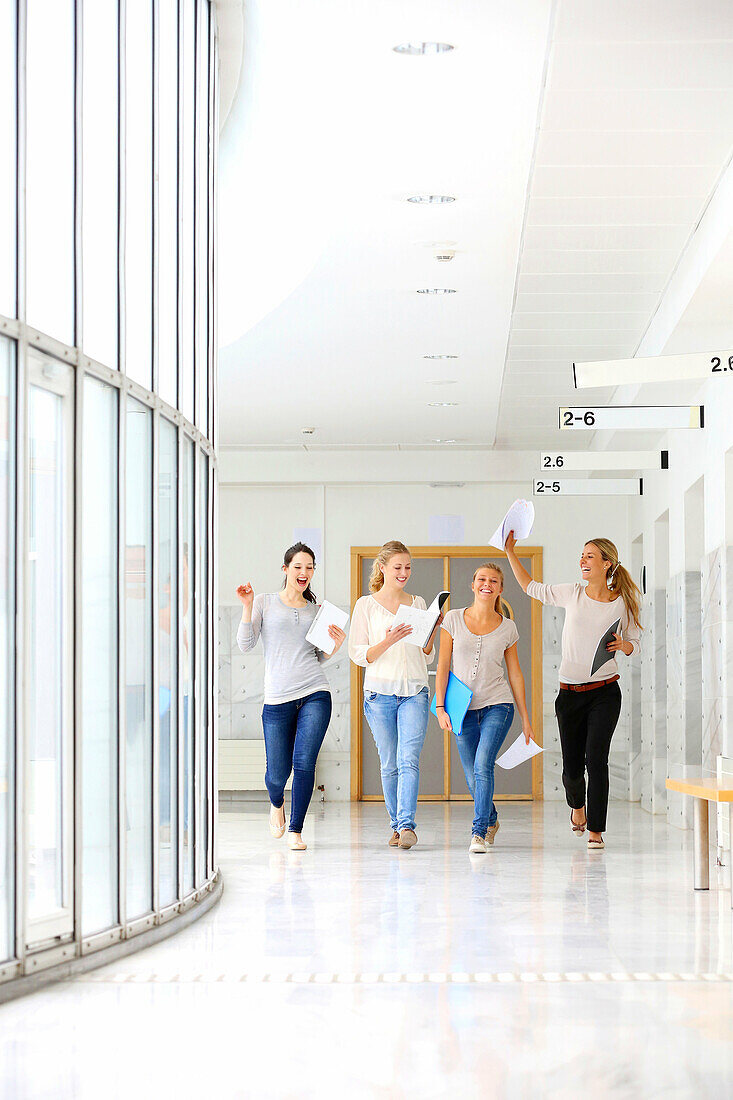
[398, 829, 417, 850]
[587, 836, 605, 850]
[287, 833, 307, 851]
[269, 805, 286, 839]
[388, 831, 401, 847]
[486, 822, 500, 846]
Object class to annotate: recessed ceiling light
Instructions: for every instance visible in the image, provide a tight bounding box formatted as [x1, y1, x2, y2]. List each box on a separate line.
[433, 438, 459, 444]
[423, 354, 458, 360]
[407, 195, 456, 204]
[428, 401, 458, 408]
[426, 379, 458, 386]
[416, 288, 456, 294]
[393, 42, 454, 56]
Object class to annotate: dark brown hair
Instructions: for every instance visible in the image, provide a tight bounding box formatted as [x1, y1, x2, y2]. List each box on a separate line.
[282, 542, 317, 604]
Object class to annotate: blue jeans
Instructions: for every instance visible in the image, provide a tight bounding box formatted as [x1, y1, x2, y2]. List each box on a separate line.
[363, 688, 429, 832]
[456, 703, 514, 837]
[261, 690, 332, 833]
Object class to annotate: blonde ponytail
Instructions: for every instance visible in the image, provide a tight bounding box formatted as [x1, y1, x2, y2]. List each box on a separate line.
[369, 540, 411, 593]
[588, 538, 642, 631]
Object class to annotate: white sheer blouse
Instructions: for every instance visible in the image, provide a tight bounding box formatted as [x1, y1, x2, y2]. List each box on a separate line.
[348, 594, 435, 698]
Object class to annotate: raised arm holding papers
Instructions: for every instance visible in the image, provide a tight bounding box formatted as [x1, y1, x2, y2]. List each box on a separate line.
[489, 499, 535, 551]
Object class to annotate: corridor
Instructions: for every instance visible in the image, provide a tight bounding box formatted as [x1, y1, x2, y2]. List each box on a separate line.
[2, 802, 732, 1097]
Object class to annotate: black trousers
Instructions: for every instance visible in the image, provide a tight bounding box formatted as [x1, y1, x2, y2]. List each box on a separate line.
[554, 680, 622, 833]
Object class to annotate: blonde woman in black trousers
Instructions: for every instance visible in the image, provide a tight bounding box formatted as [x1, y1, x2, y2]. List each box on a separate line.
[504, 534, 641, 850]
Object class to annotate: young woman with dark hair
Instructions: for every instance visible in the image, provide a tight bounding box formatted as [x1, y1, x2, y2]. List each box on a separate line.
[236, 542, 346, 851]
[504, 534, 641, 850]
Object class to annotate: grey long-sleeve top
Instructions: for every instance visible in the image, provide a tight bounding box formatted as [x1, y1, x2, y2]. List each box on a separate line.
[236, 592, 331, 705]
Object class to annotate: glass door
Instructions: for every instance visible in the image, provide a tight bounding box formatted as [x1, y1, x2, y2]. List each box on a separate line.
[353, 547, 543, 802]
[25, 350, 74, 946]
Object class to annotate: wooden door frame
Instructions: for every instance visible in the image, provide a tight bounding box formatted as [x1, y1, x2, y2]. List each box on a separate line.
[350, 546, 544, 803]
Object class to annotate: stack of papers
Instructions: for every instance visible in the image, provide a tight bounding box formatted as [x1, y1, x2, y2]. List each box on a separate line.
[392, 591, 450, 648]
[305, 600, 350, 656]
[489, 499, 535, 552]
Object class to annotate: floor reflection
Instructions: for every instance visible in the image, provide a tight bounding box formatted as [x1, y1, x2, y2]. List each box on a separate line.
[1, 801, 732, 1096]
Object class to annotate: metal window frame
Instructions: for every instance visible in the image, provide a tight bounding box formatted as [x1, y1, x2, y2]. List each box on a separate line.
[77, 372, 121, 951]
[1, 0, 219, 996]
[24, 348, 77, 949]
[193, 444, 203, 886]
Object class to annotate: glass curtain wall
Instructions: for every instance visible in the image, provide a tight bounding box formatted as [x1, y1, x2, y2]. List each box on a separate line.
[158, 419, 178, 908]
[0, 339, 15, 963]
[0, 0, 218, 991]
[0, 2, 17, 317]
[81, 378, 119, 936]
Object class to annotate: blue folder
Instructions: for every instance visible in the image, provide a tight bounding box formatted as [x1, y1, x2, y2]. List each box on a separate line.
[431, 672, 473, 736]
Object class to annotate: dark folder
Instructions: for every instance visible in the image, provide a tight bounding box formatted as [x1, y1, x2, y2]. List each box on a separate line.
[590, 618, 621, 677]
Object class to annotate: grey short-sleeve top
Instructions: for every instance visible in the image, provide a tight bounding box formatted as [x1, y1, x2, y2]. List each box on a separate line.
[442, 608, 519, 709]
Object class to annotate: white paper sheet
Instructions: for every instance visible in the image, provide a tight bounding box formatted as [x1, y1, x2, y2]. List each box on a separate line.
[392, 592, 448, 648]
[488, 499, 535, 551]
[495, 732, 544, 770]
[305, 600, 349, 656]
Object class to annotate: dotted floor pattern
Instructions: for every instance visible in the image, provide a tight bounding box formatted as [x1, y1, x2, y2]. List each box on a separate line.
[77, 969, 733, 985]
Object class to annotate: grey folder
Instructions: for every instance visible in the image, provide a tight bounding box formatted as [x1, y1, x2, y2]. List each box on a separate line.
[590, 618, 621, 677]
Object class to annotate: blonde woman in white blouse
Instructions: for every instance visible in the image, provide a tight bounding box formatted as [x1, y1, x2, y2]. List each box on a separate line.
[348, 541, 442, 849]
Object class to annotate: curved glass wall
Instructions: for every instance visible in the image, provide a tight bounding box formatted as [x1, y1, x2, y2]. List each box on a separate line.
[0, 0, 218, 993]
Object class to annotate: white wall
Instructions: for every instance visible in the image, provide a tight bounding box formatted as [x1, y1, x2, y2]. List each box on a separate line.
[219, 454, 632, 606]
[627, 375, 733, 833]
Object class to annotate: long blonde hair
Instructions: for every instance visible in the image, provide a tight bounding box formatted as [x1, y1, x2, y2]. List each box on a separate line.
[369, 540, 411, 593]
[587, 538, 642, 630]
[472, 562, 505, 614]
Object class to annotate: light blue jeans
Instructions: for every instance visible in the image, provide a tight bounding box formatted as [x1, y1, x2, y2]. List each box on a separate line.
[364, 688, 429, 832]
[456, 703, 515, 837]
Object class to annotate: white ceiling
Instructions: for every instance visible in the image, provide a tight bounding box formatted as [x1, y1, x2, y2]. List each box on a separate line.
[498, 0, 733, 450]
[217, 0, 733, 453]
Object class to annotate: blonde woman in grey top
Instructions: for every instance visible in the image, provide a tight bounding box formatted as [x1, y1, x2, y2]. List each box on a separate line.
[435, 562, 534, 853]
[236, 542, 346, 851]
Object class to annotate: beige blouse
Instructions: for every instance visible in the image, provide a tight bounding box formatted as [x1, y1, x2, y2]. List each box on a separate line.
[348, 594, 435, 697]
[527, 581, 641, 685]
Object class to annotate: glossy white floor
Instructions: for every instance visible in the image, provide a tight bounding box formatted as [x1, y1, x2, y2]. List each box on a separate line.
[3, 800, 733, 1098]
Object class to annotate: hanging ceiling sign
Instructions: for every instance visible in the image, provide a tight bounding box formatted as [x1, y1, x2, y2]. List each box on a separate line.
[573, 351, 733, 389]
[558, 406, 703, 431]
[540, 450, 668, 472]
[534, 478, 643, 497]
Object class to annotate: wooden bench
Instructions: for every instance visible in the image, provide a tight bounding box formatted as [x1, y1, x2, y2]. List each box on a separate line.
[665, 775, 733, 903]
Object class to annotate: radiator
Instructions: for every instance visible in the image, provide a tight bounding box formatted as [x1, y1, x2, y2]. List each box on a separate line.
[218, 739, 292, 793]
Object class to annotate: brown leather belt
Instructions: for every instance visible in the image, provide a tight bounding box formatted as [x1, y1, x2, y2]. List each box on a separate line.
[559, 674, 620, 693]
